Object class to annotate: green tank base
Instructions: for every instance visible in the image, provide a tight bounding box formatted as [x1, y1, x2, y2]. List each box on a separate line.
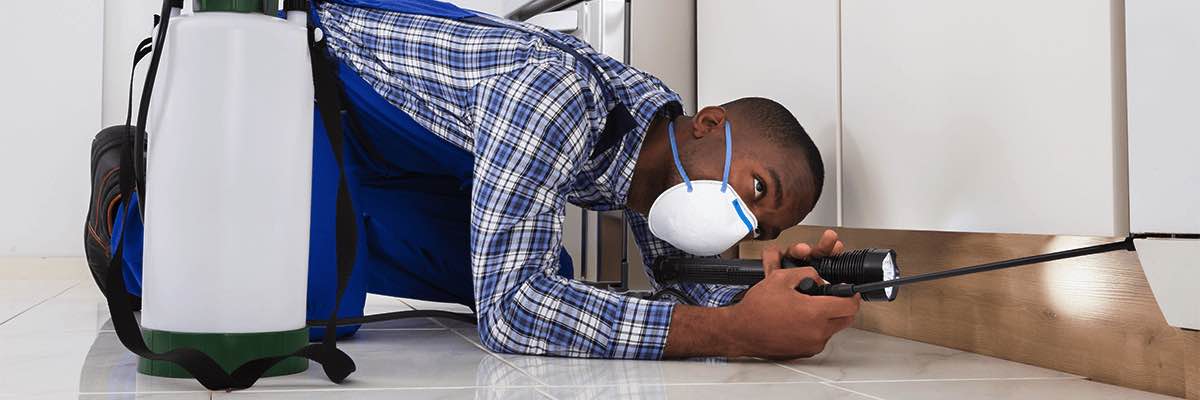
[138, 326, 309, 378]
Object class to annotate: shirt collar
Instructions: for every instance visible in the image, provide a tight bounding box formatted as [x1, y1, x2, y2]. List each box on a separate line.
[606, 90, 683, 207]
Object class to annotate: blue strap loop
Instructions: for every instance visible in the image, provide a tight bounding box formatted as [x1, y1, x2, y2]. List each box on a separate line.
[731, 199, 754, 233]
[668, 121, 693, 192]
[720, 121, 732, 193]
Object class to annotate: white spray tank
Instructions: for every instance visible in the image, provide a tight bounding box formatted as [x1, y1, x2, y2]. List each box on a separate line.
[140, 0, 314, 378]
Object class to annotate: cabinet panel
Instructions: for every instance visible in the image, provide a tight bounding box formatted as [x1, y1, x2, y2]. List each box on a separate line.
[697, 0, 840, 227]
[1126, 0, 1200, 235]
[840, 0, 1126, 236]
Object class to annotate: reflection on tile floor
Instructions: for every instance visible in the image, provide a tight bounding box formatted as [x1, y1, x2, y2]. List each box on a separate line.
[835, 379, 1182, 400]
[215, 388, 551, 400]
[0, 259, 1182, 400]
[545, 382, 873, 400]
[780, 328, 1078, 382]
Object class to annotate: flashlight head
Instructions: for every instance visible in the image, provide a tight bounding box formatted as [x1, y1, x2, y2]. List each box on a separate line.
[810, 248, 900, 302]
[876, 250, 899, 302]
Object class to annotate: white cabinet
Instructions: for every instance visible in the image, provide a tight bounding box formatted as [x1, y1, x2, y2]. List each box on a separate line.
[1125, 0, 1200, 235]
[698, 0, 1128, 236]
[839, 0, 1127, 236]
[697, 0, 841, 227]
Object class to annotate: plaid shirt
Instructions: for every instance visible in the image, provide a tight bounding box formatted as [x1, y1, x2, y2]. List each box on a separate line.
[318, 3, 745, 359]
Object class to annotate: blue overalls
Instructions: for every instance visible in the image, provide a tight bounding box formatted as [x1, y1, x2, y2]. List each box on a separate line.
[117, 0, 607, 340]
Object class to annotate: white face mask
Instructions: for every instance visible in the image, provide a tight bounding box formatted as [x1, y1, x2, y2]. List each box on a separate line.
[647, 120, 758, 256]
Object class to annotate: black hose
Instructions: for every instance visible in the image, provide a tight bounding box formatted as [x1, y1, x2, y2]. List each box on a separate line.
[308, 310, 478, 327]
[132, 0, 175, 216]
[648, 287, 698, 305]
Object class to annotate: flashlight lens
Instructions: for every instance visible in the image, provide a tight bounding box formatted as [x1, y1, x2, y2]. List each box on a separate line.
[882, 252, 897, 299]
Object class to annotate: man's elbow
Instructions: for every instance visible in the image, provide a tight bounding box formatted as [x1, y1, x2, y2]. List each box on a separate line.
[476, 319, 518, 355]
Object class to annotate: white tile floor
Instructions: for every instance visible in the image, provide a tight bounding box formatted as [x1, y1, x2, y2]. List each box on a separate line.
[0, 258, 1181, 400]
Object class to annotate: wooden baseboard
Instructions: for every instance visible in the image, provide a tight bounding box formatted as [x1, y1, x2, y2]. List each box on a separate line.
[739, 226, 1200, 399]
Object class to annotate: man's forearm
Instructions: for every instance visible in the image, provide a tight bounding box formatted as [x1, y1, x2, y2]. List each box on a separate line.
[663, 304, 741, 358]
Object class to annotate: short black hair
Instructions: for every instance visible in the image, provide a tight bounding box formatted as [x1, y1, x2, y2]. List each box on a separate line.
[722, 97, 825, 207]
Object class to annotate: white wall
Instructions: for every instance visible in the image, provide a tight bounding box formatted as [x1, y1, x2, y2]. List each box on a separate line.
[447, 0, 505, 16]
[0, 2, 103, 256]
[102, 0, 162, 128]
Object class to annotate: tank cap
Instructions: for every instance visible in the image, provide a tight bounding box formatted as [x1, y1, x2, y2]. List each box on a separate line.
[195, 0, 278, 14]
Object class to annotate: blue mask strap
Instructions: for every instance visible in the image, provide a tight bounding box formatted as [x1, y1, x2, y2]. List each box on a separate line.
[720, 121, 732, 193]
[668, 121, 693, 192]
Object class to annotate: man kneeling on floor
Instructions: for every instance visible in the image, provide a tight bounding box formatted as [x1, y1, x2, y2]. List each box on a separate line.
[106, 0, 861, 361]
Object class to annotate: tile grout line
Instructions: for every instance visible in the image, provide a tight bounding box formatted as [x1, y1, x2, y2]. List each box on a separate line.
[0, 280, 80, 326]
[532, 386, 559, 400]
[770, 361, 834, 383]
[821, 381, 888, 400]
[828, 376, 1086, 384]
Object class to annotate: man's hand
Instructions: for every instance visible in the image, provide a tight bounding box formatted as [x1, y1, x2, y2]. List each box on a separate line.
[786, 228, 846, 261]
[664, 229, 861, 359]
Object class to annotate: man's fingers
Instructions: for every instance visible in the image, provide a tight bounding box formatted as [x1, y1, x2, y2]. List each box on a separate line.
[809, 295, 860, 319]
[787, 242, 812, 260]
[771, 267, 820, 289]
[827, 315, 856, 335]
[761, 245, 782, 277]
[812, 230, 840, 257]
[785, 230, 844, 260]
[831, 240, 845, 256]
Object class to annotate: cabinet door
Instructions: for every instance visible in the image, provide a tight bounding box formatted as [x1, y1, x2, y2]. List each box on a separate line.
[697, 0, 841, 227]
[840, 0, 1126, 236]
[1126, 0, 1200, 235]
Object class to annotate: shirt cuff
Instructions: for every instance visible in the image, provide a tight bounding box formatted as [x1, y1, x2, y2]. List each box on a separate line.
[699, 285, 748, 307]
[609, 297, 675, 360]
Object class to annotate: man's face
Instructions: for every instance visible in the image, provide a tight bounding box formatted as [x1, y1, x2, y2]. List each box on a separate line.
[672, 128, 817, 242]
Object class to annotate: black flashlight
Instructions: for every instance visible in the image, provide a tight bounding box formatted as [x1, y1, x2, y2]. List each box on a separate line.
[654, 237, 1140, 303]
[804, 248, 898, 302]
[651, 248, 901, 302]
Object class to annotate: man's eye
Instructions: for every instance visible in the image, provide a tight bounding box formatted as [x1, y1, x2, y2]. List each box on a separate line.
[753, 177, 765, 199]
[754, 227, 764, 240]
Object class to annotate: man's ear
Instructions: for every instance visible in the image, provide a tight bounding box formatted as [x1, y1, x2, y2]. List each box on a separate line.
[691, 106, 726, 139]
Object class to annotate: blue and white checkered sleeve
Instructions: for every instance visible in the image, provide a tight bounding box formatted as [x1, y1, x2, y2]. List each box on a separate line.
[468, 61, 675, 359]
[626, 212, 749, 307]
